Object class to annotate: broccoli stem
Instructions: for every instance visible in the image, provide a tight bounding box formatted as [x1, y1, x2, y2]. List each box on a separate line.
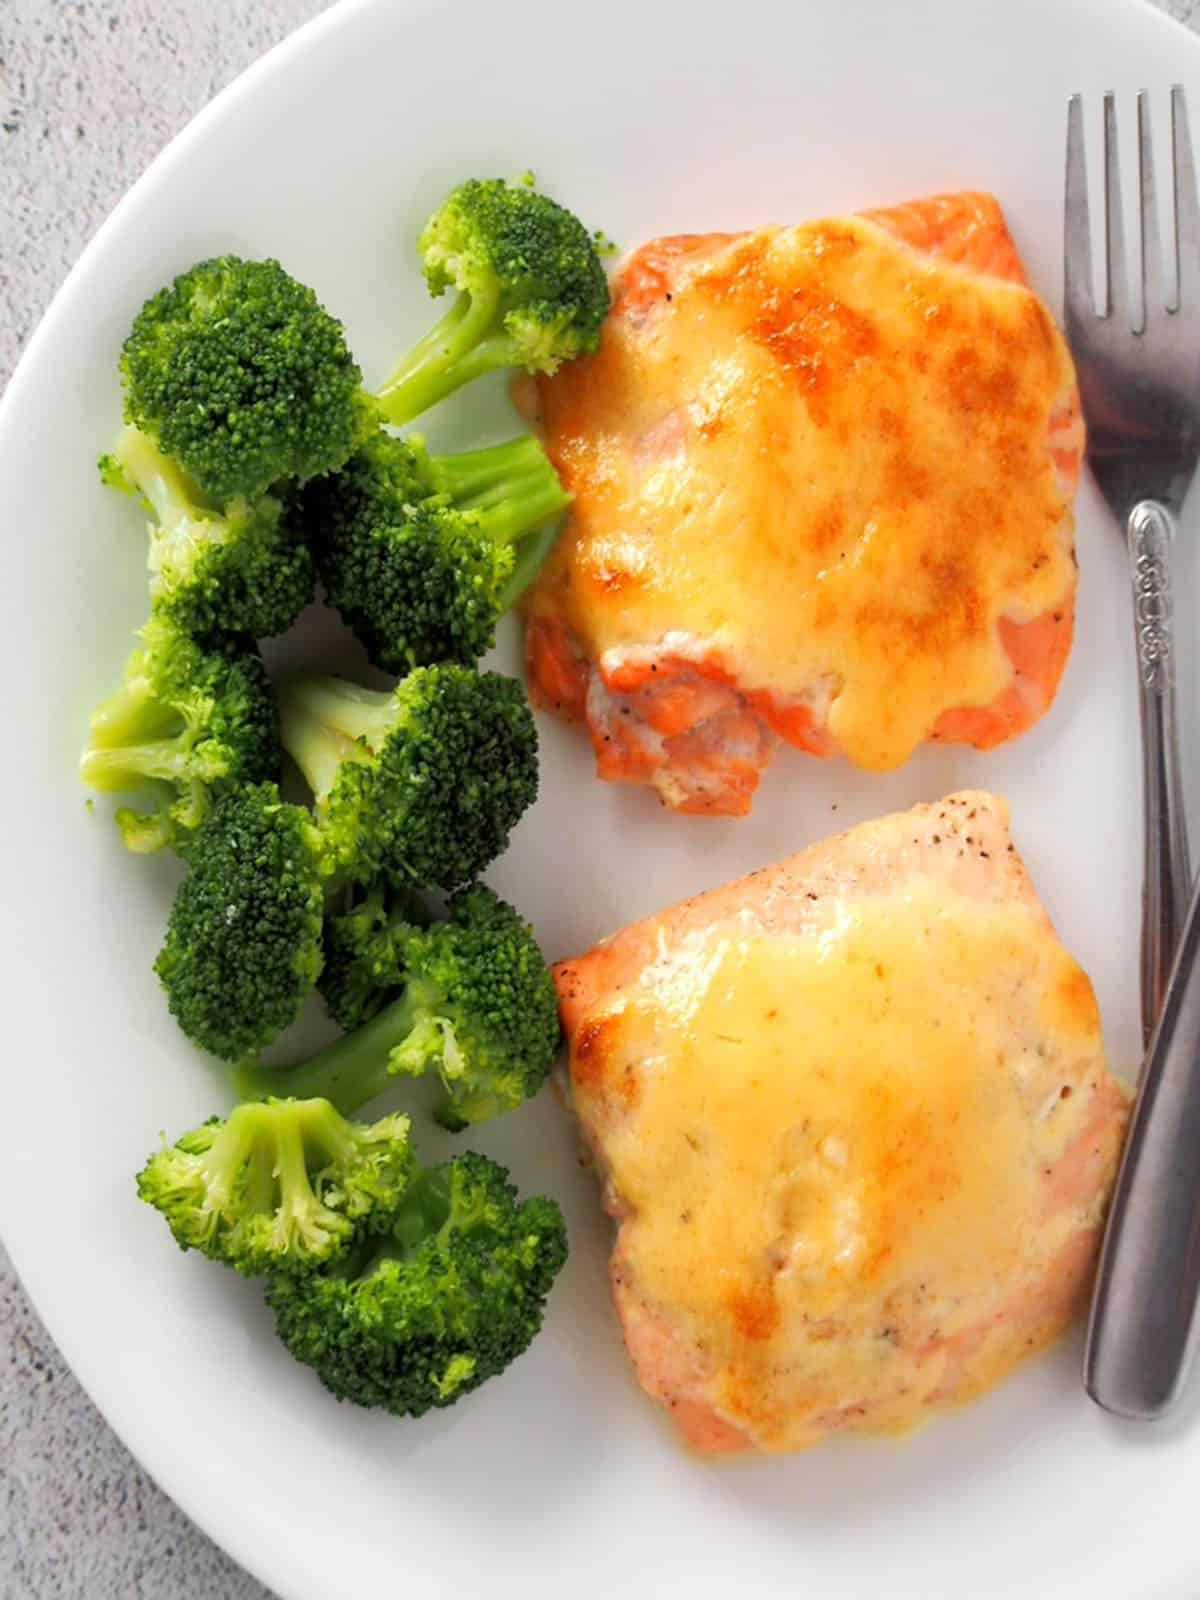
[431, 436, 571, 568]
[216, 1098, 365, 1206]
[429, 436, 549, 502]
[499, 521, 564, 610]
[232, 985, 432, 1113]
[113, 423, 209, 530]
[473, 468, 570, 547]
[85, 677, 182, 749]
[374, 285, 504, 424]
[205, 1099, 370, 1259]
[348, 1168, 458, 1272]
[276, 680, 381, 804]
[280, 677, 397, 752]
[78, 741, 220, 792]
[82, 667, 212, 792]
[390, 1166, 452, 1247]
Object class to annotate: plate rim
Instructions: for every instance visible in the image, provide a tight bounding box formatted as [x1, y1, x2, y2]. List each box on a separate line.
[4, 0, 1200, 1594]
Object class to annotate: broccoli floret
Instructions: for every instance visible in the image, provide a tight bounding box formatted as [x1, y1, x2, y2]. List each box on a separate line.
[121, 254, 374, 504]
[137, 1098, 414, 1277]
[277, 666, 538, 893]
[102, 424, 314, 639]
[79, 615, 279, 853]
[317, 881, 428, 1034]
[236, 885, 561, 1130]
[300, 429, 570, 671]
[375, 175, 609, 426]
[155, 782, 327, 1062]
[265, 1150, 567, 1416]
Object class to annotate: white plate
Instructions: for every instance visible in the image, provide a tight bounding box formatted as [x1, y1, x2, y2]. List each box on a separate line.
[3, 0, 1200, 1594]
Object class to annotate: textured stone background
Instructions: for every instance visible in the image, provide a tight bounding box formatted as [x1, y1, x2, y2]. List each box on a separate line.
[1, 0, 1197, 1594]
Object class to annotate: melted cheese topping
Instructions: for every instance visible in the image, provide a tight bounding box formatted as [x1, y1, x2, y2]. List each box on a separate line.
[577, 877, 1113, 1451]
[531, 217, 1077, 770]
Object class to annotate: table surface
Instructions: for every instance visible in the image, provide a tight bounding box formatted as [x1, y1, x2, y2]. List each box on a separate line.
[3, 0, 1200, 1593]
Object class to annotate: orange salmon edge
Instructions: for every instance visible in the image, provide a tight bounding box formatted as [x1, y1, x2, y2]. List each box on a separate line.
[671, 775, 761, 817]
[591, 730, 661, 783]
[525, 620, 589, 721]
[931, 599, 1077, 749]
[748, 690, 836, 756]
[614, 232, 740, 317]
[602, 650, 737, 696]
[670, 1398, 754, 1456]
[860, 191, 1027, 287]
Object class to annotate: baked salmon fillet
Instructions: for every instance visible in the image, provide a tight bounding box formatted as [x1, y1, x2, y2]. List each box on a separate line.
[524, 194, 1084, 816]
[553, 793, 1127, 1454]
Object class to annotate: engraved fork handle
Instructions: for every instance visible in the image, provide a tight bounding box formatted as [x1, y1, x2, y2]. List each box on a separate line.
[1085, 860, 1200, 1416]
[1082, 500, 1198, 1420]
[1128, 499, 1192, 1044]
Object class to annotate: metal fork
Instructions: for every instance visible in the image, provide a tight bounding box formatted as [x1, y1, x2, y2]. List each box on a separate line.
[1066, 86, 1198, 1045]
[1070, 87, 1200, 1419]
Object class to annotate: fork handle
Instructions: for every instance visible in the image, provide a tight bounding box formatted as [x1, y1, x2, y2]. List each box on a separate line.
[1085, 861, 1200, 1417]
[1128, 499, 1192, 1045]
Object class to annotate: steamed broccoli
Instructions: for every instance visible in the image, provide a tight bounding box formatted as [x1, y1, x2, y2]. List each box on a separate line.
[277, 666, 538, 893]
[300, 429, 570, 671]
[79, 615, 279, 853]
[264, 1149, 567, 1417]
[375, 175, 609, 426]
[101, 424, 315, 639]
[154, 782, 328, 1062]
[236, 884, 561, 1130]
[120, 254, 374, 504]
[137, 1097, 414, 1277]
[316, 880, 429, 1035]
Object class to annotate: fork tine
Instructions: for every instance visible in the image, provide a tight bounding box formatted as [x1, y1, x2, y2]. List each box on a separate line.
[1139, 92, 1163, 325]
[1104, 93, 1130, 322]
[1172, 85, 1200, 310]
[1065, 95, 1095, 323]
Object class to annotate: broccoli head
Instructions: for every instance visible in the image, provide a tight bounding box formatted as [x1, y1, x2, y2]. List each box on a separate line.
[317, 880, 426, 1035]
[79, 614, 278, 854]
[265, 1150, 567, 1416]
[155, 782, 327, 1062]
[235, 884, 561, 1131]
[299, 429, 569, 671]
[102, 424, 315, 639]
[121, 254, 374, 504]
[277, 666, 538, 893]
[137, 1098, 414, 1278]
[375, 175, 609, 426]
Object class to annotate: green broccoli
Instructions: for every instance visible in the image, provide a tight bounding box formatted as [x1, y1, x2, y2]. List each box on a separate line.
[100, 424, 315, 640]
[154, 782, 328, 1062]
[375, 175, 609, 426]
[120, 254, 374, 504]
[235, 884, 561, 1130]
[277, 666, 538, 893]
[137, 1098, 414, 1277]
[79, 614, 279, 854]
[264, 1149, 567, 1417]
[316, 880, 428, 1035]
[299, 429, 570, 671]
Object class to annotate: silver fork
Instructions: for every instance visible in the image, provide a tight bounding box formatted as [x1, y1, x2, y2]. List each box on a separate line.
[1066, 86, 1198, 1045]
[1070, 87, 1200, 1419]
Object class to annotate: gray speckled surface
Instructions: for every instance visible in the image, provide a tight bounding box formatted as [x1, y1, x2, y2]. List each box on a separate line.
[3, 0, 1200, 1594]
